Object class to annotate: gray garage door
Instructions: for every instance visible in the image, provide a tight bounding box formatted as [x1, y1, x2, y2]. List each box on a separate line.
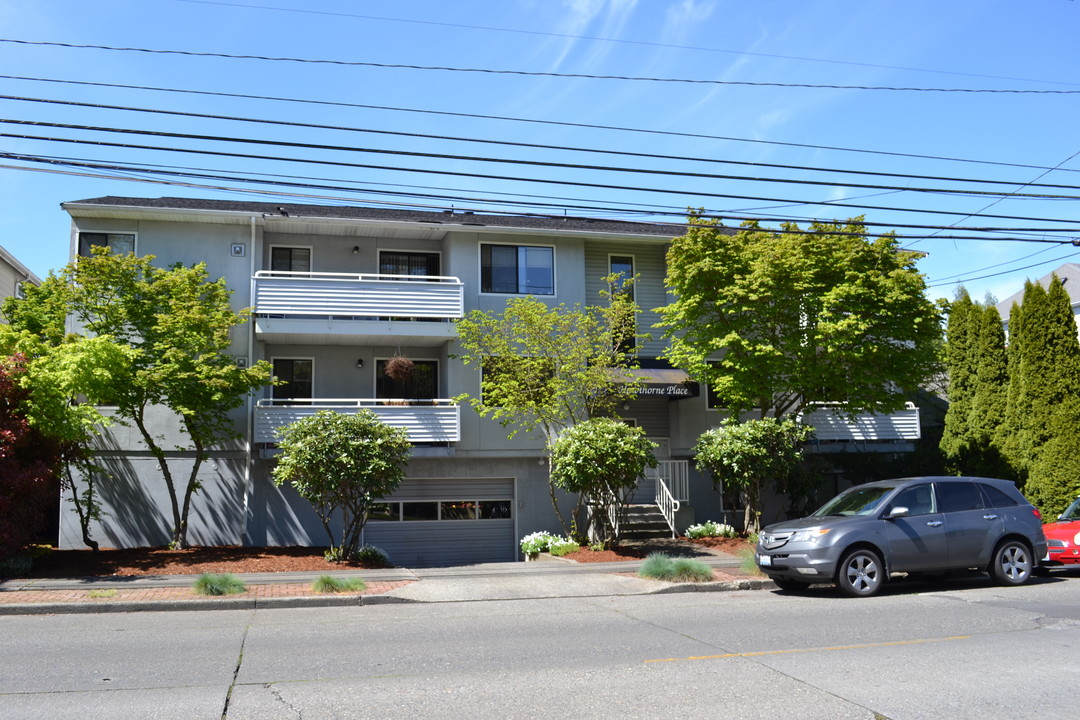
[361, 478, 516, 567]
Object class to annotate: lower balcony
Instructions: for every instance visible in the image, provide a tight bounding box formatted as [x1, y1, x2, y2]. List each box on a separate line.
[254, 398, 461, 445]
[799, 402, 921, 444]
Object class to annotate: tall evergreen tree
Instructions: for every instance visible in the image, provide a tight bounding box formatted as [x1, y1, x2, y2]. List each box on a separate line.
[1000, 293, 1028, 476]
[968, 303, 1010, 477]
[940, 289, 977, 472]
[1023, 276, 1080, 515]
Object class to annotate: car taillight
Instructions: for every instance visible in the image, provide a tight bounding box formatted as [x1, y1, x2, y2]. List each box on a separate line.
[1032, 508, 1042, 520]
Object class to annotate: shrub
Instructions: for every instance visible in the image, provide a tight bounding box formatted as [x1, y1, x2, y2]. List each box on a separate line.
[685, 521, 736, 539]
[637, 552, 715, 583]
[312, 575, 367, 594]
[193, 573, 247, 596]
[520, 531, 558, 554]
[355, 545, 390, 566]
[548, 537, 580, 556]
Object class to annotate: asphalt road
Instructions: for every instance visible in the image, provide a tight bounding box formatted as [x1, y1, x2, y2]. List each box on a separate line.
[2, 571, 1078, 719]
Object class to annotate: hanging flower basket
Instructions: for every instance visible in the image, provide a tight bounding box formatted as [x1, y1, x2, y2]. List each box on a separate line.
[383, 354, 414, 382]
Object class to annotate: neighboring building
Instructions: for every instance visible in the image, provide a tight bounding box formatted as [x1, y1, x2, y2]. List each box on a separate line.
[59, 197, 922, 564]
[0, 243, 41, 315]
[996, 262, 1080, 334]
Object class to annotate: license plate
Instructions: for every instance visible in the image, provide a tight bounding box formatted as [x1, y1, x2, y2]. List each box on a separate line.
[758, 554, 772, 567]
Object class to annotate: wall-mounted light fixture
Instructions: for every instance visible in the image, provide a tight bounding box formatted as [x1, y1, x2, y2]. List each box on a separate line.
[356, 358, 365, 369]
[352, 245, 360, 254]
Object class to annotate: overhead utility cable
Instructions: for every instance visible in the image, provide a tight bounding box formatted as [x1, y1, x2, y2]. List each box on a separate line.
[7, 93, 1080, 193]
[5, 75, 1077, 176]
[5, 119, 1080, 209]
[2, 39, 1078, 94]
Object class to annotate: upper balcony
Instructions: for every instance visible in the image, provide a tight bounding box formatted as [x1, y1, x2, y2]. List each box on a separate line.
[253, 271, 464, 346]
[799, 402, 921, 449]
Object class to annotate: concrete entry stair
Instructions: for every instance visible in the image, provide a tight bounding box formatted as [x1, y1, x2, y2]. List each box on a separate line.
[620, 503, 673, 540]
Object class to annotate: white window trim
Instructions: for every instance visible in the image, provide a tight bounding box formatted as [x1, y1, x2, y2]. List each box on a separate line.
[478, 241, 557, 297]
[267, 244, 314, 272]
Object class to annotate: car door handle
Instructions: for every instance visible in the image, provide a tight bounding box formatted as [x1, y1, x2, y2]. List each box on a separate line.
[983, 514, 999, 520]
[926, 521, 943, 527]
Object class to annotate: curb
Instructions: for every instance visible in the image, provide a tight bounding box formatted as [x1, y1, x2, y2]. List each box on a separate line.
[0, 592, 416, 616]
[0, 577, 775, 615]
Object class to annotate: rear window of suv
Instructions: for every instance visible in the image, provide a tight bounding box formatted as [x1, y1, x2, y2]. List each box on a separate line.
[978, 483, 1020, 507]
[936, 482, 985, 513]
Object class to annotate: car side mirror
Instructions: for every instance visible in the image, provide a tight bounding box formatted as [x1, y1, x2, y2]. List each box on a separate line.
[887, 506, 909, 519]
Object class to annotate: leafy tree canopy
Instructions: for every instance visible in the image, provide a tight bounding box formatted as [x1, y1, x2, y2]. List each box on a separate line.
[454, 282, 646, 442]
[4, 247, 273, 548]
[272, 410, 411, 560]
[659, 215, 943, 418]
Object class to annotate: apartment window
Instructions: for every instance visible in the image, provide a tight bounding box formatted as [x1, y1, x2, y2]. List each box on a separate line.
[481, 244, 554, 295]
[272, 358, 313, 399]
[376, 359, 437, 400]
[609, 255, 634, 298]
[369, 499, 512, 521]
[380, 251, 440, 278]
[78, 232, 135, 257]
[270, 246, 311, 272]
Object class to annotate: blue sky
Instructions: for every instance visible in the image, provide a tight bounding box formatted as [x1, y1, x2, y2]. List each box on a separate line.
[1, 0, 1078, 305]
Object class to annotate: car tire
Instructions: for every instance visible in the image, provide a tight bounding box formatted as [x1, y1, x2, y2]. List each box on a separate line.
[772, 578, 810, 592]
[990, 540, 1034, 586]
[836, 548, 884, 598]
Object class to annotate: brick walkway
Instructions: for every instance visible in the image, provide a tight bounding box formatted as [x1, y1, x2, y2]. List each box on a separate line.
[0, 580, 414, 606]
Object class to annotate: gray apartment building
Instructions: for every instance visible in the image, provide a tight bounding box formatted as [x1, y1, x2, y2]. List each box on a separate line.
[58, 197, 922, 565]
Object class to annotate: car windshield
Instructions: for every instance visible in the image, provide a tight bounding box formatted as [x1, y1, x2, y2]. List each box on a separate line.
[812, 485, 897, 517]
[1059, 496, 1080, 521]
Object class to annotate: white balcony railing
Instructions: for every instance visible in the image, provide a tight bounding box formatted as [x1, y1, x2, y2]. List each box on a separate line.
[254, 398, 461, 444]
[799, 402, 921, 442]
[648, 460, 690, 538]
[253, 271, 464, 319]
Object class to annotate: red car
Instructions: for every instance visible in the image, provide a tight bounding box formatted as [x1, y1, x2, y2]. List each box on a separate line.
[1043, 495, 1080, 567]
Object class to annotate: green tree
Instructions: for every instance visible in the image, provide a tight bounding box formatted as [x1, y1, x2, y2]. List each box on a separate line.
[548, 418, 657, 547]
[940, 291, 1010, 477]
[0, 325, 135, 550]
[1016, 276, 1080, 514]
[693, 418, 814, 533]
[940, 289, 977, 470]
[658, 215, 942, 418]
[271, 410, 411, 561]
[9, 248, 273, 548]
[454, 282, 647, 535]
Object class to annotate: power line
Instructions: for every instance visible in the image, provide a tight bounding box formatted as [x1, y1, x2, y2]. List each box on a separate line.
[7, 125, 1080, 227]
[169, 0, 1080, 89]
[9, 93, 1080, 194]
[3, 38, 1080, 94]
[927, 251, 1080, 288]
[5, 74, 1078, 176]
[4, 152, 1078, 244]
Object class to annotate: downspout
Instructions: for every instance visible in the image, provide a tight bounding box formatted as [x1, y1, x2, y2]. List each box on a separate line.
[241, 215, 257, 545]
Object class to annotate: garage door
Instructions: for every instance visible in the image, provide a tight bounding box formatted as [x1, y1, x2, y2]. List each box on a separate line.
[361, 478, 516, 567]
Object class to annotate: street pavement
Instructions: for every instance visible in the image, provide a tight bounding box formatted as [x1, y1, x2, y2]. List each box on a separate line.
[0, 545, 774, 614]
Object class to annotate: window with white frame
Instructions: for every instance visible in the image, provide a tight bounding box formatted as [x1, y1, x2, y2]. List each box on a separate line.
[481, 243, 554, 295]
[270, 246, 311, 272]
[78, 232, 135, 257]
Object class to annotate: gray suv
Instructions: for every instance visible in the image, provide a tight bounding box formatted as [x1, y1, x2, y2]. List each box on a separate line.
[755, 476, 1048, 597]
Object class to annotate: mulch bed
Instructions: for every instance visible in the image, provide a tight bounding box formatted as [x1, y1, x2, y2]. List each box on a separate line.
[8, 536, 755, 578]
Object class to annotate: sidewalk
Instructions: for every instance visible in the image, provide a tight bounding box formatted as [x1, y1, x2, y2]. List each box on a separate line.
[0, 548, 775, 615]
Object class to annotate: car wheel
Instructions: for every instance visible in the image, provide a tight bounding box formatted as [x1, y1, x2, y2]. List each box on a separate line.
[772, 578, 810, 592]
[836, 548, 884, 598]
[990, 540, 1033, 586]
